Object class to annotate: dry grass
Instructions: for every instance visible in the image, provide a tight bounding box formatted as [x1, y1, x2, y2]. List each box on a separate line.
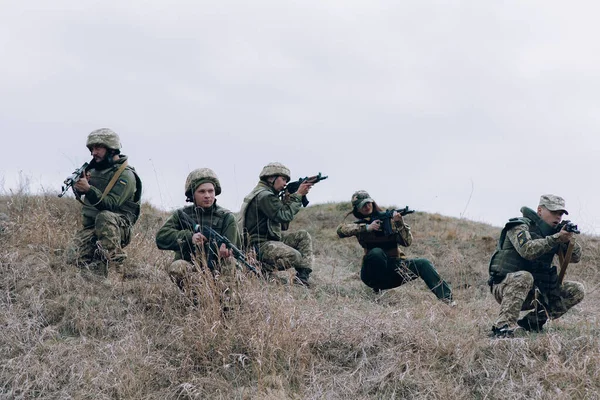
[1, 193, 600, 399]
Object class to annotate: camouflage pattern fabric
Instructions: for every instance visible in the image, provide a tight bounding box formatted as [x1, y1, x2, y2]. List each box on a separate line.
[65, 210, 131, 267]
[492, 270, 584, 328]
[506, 223, 581, 262]
[82, 155, 141, 226]
[258, 230, 314, 272]
[239, 182, 303, 245]
[168, 259, 196, 290]
[168, 257, 241, 313]
[168, 255, 237, 288]
[155, 203, 240, 263]
[539, 194, 568, 213]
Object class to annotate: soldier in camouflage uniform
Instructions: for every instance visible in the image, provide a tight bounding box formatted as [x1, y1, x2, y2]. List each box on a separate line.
[65, 128, 142, 276]
[156, 168, 241, 290]
[489, 194, 584, 337]
[337, 190, 454, 303]
[237, 162, 315, 286]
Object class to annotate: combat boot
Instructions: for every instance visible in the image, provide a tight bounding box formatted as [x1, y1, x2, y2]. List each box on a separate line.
[294, 268, 312, 287]
[491, 324, 520, 338]
[517, 309, 547, 332]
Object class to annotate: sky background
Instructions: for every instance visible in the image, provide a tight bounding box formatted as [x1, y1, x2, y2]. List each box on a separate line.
[1, 0, 599, 233]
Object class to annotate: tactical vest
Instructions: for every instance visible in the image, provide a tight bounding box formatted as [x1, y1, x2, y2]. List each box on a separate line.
[357, 230, 400, 258]
[236, 182, 280, 246]
[489, 209, 560, 293]
[82, 158, 142, 226]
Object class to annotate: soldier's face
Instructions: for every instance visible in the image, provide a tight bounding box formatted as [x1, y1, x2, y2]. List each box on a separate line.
[193, 183, 216, 208]
[273, 176, 288, 192]
[90, 145, 108, 162]
[359, 202, 373, 216]
[537, 206, 565, 227]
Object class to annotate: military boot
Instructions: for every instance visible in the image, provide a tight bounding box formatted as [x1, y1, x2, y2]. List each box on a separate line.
[491, 324, 520, 338]
[294, 268, 312, 287]
[517, 309, 548, 332]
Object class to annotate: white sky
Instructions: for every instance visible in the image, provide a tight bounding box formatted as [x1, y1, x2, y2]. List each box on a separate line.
[1, 1, 599, 233]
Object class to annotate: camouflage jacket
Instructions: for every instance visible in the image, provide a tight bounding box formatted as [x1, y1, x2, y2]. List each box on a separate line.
[82, 155, 142, 227]
[489, 208, 581, 291]
[155, 202, 240, 262]
[336, 214, 412, 259]
[237, 181, 303, 246]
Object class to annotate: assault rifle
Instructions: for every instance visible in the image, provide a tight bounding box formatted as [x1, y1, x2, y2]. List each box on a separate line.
[177, 210, 259, 275]
[558, 220, 580, 235]
[58, 162, 89, 198]
[281, 172, 328, 207]
[357, 206, 415, 236]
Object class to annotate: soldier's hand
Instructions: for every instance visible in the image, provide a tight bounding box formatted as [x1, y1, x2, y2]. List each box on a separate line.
[557, 226, 574, 243]
[218, 243, 232, 258]
[192, 232, 207, 245]
[73, 174, 91, 193]
[296, 181, 313, 196]
[367, 219, 382, 232]
[392, 211, 403, 223]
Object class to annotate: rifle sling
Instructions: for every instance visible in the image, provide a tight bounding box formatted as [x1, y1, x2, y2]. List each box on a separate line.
[78, 160, 129, 207]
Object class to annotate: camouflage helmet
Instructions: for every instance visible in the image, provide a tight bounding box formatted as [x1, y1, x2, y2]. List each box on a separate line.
[351, 190, 374, 209]
[86, 128, 122, 151]
[185, 168, 222, 200]
[259, 162, 291, 181]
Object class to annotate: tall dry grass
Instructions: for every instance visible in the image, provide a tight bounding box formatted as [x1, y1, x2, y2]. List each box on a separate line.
[1, 193, 600, 399]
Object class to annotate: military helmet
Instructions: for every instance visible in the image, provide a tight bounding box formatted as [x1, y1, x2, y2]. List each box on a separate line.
[351, 190, 374, 209]
[259, 162, 291, 181]
[185, 168, 222, 200]
[86, 128, 122, 151]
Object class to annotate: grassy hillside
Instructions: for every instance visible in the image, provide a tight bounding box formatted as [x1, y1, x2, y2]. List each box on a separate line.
[1, 193, 600, 399]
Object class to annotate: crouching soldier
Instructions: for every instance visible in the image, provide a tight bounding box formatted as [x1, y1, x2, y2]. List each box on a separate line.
[489, 194, 585, 337]
[237, 162, 315, 286]
[156, 168, 241, 293]
[65, 128, 142, 277]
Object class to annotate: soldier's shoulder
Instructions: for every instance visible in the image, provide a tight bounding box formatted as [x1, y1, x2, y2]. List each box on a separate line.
[179, 205, 195, 213]
[215, 203, 235, 216]
[505, 217, 530, 230]
[256, 188, 276, 200]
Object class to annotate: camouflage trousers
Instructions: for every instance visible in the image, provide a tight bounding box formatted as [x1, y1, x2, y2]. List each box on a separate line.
[168, 258, 236, 288]
[65, 211, 132, 267]
[492, 270, 585, 328]
[257, 230, 314, 274]
[168, 258, 240, 310]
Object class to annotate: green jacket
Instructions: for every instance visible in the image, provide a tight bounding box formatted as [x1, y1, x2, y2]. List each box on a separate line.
[82, 155, 142, 227]
[156, 202, 240, 262]
[237, 181, 303, 246]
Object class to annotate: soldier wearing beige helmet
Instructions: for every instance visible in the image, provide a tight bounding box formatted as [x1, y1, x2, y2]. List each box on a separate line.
[237, 162, 315, 286]
[488, 194, 584, 337]
[156, 168, 241, 291]
[65, 128, 142, 277]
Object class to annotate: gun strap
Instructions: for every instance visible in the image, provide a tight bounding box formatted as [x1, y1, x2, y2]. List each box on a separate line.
[79, 161, 129, 207]
[557, 241, 574, 285]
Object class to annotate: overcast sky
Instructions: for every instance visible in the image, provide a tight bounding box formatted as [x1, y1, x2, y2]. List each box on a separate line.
[1, 1, 599, 233]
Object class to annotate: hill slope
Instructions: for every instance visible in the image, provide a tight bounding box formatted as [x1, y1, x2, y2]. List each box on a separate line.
[1, 194, 600, 399]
